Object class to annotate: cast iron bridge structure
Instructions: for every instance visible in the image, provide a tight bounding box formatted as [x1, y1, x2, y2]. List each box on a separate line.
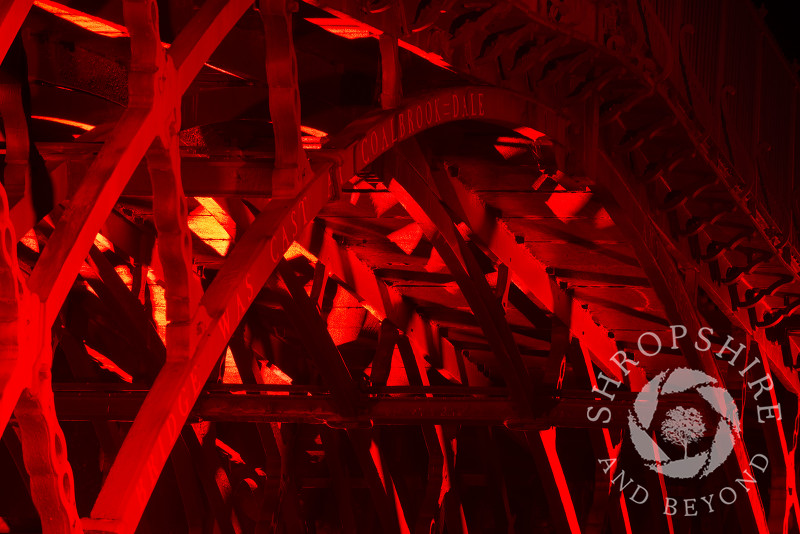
[0, 0, 799, 532]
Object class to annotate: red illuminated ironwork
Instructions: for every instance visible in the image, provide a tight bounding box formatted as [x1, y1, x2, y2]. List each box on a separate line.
[33, 0, 129, 37]
[0, 0, 799, 532]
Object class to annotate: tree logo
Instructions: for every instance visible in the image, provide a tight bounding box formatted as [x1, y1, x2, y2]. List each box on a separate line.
[661, 406, 706, 458]
[628, 368, 741, 479]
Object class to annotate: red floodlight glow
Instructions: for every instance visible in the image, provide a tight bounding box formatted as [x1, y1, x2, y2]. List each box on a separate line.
[545, 189, 592, 221]
[301, 136, 323, 150]
[263, 363, 292, 385]
[114, 265, 133, 291]
[300, 125, 328, 138]
[94, 233, 114, 253]
[203, 63, 248, 80]
[34, 0, 129, 37]
[397, 40, 454, 71]
[514, 126, 546, 140]
[32, 115, 95, 131]
[188, 200, 233, 256]
[222, 348, 243, 384]
[301, 125, 328, 149]
[35, 0, 244, 80]
[306, 8, 454, 70]
[388, 222, 423, 255]
[305, 17, 380, 39]
[84, 345, 134, 383]
[145, 267, 167, 342]
[20, 229, 38, 252]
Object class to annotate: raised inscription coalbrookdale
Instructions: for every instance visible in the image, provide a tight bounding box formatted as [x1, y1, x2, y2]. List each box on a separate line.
[357, 90, 487, 168]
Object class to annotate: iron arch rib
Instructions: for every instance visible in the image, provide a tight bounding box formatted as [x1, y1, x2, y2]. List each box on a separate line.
[84, 85, 531, 533]
[383, 140, 537, 415]
[81, 85, 639, 533]
[3, 0, 798, 526]
[11, 80, 785, 532]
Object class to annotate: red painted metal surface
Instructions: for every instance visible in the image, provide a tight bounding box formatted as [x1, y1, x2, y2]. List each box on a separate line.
[0, 0, 799, 532]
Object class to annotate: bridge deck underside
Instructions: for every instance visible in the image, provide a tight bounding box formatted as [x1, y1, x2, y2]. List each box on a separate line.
[0, 0, 798, 533]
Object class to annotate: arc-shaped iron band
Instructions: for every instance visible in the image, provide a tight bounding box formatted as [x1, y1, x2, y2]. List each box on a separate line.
[83, 84, 649, 532]
[0, 80, 779, 532]
[386, 141, 537, 415]
[87, 85, 511, 533]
